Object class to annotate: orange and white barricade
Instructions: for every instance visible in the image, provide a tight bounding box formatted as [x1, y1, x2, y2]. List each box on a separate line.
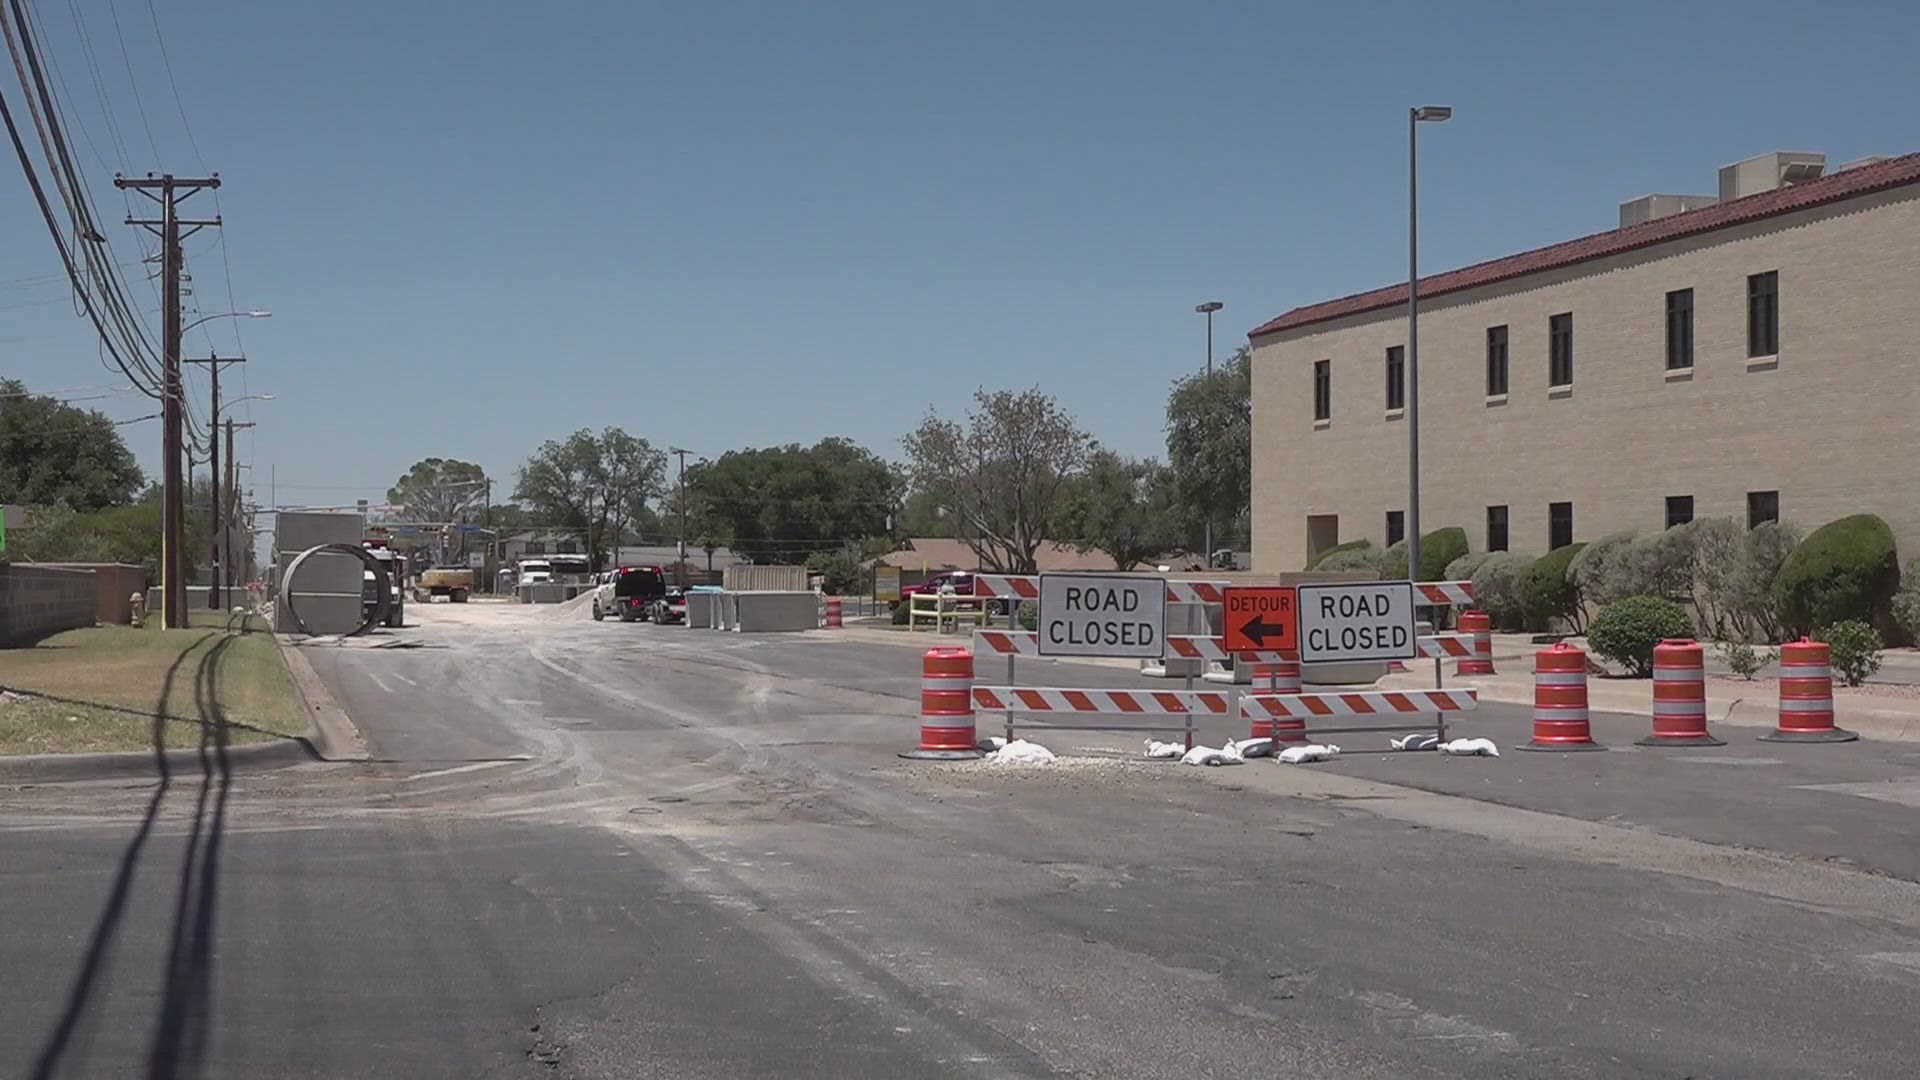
[1640, 638, 1723, 747]
[1520, 642, 1603, 751]
[900, 647, 985, 759]
[1761, 637, 1858, 743]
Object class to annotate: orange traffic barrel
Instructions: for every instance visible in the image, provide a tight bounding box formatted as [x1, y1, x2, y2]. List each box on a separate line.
[1457, 610, 1495, 675]
[1519, 642, 1604, 751]
[1761, 637, 1858, 743]
[1248, 653, 1305, 743]
[900, 647, 984, 759]
[824, 596, 843, 628]
[1639, 639, 1724, 746]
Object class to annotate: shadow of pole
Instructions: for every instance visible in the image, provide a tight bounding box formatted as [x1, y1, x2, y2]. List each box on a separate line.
[28, 632, 213, 1080]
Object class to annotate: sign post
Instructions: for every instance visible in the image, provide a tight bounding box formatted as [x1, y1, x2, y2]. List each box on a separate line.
[1296, 581, 1417, 664]
[1037, 573, 1166, 658]
[1222, 586, 1297, 653]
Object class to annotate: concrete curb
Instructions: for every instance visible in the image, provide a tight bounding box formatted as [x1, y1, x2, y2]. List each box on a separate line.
[0, 633, 372, 784]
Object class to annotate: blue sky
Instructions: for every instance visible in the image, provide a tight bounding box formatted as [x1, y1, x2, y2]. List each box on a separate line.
[2, 0, 1914, 515]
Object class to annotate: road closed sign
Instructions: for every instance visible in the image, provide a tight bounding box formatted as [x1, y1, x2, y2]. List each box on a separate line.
[1038, 573, 1166, 657]
[1296, 581, 1416, 663]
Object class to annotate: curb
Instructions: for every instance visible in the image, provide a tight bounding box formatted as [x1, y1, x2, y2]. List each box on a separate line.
[0, 634, 372, 785]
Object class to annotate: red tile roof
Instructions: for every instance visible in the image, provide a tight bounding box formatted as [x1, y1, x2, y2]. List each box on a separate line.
[1249, 152, 1920, 338]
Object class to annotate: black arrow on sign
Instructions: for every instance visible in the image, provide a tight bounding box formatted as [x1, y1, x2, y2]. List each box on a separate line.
[1238, 614, 1287, 646]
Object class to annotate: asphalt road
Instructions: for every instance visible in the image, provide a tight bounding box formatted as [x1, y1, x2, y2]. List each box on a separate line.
[5, 601, 1920, 1078]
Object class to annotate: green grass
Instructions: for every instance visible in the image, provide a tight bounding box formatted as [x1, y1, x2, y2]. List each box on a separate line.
[0, 613, 307, 755]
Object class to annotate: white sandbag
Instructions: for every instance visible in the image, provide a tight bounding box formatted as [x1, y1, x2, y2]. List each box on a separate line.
[1438, 737, 1500, 758]
[987, 739, 1056, 764]
[1233, 737, 1275, 759]
[977, 736, 1009, 752]
[1143, 739, 1184, 760]
[1180, 744, 1240, 767]
[1277, 743, 1342, 765]
[1390, 733, 1440, 751]
[1218, 739, 1245, 764]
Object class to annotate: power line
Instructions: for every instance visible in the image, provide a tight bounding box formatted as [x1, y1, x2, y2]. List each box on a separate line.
[141, 0, 200, 169]
[0, 411, 156, 438]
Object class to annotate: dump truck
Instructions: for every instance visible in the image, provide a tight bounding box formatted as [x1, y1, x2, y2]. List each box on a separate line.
[416, 566, 475, 603]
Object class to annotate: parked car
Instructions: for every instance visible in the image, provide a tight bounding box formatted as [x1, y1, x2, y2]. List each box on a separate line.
[651, 585, 690, 625]
[592, 565, 667, 622]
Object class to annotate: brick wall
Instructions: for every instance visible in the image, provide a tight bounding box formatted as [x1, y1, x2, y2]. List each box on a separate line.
[32, 563, 147, 624]
[1250, 184, 1920, 571]
[0, 563, 97, 647]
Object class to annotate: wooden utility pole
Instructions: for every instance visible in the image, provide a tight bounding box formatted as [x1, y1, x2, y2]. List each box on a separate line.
[224, 419, 255, 603]
[117, 173, 221, 628]
[185, 353, 243, 607]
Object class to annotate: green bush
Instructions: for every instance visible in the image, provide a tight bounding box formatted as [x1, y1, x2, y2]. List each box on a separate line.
[1714, 640, 1775, 680]
[1818, 619, 1883, 687]
[1773, 514, 1898, 633]
[1728, 521, 1800, 642]
[1416, 527, 1469, 582]
[1445, 550, 1492, 584]
[1470, 552, 1534, 631]
[1588, 595, 1694, 676]
[891, 597, 911, 624]
[1306, 539, 1373, 570]
[805, 548, 865, 596]
[1314, 544, 1389, 574]
[1569, 530, 1637, 607]
[1519, 543, 1587, 632]
[1893, 558, 1920, 645]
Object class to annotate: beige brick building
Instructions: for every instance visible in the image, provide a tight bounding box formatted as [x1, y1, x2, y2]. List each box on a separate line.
[1247, 151, 1920, 572]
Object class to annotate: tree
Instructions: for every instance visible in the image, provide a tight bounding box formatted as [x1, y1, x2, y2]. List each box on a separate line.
[1163, 346, 1251, 553]
[512, 428, 665, 570]
[0, 379, 144, 510]
[896, 486, 955, 538]
[687, 438, 897, 564]
[1058, 450, 1182, 570]
[901, 388, 1093, 574]
[8, 493, 181, 584]
[386, 458, 489, 525]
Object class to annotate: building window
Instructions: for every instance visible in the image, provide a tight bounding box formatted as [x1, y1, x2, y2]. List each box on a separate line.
[1748, 490, 1779, 529]
[525, 541, 545, 555]
[1748, 271, 1779, 357]
[1385, 346, 1405, 411]
[1486, 326, 1509, 396]
[1549, 501, 1573, 550]
[1548, 313, 1573, 387]
[558, 540, 579, 554]
[1666, 289, 1694, 370]
[1665, 495, 1694, 529]
[1313, 359, 1331, 421]
[1486, 505, 1508, 552]
[1386, 510, 1405, 548]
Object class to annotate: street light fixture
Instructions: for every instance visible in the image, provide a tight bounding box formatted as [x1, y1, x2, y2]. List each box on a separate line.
[1406, 105, 1451, 591]
[183, 309, 271, 335]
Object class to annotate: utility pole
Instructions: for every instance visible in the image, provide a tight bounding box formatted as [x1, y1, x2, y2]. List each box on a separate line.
[118, 173, 221, 628]
[224, 420, 255, 604]
[670, 447, 691, 588]
[184, 353, 243, 607]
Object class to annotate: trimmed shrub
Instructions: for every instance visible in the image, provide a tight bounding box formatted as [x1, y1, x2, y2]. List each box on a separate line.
[1714, 640, 1774, 680]
[1588, 595, 1694, 677]
[1819, 620, 1883, 687]
[1679, 517, 1743, 638]
[891, 598, 911, 624]
[1728, 520, 1801, 642]
[1569, 530, 1637, 607]
[1519, 543, 1587, 632]
[1314, 544, 1389, 574]
[1470, 552, 1534, 631]
[1893, 558, 1920, 645]
[1417, 527, 1470, 582]
[1774, 514, 1898, 633]
[1306, 539, 1372, 570]
[1445, 550, 1492, 584]
[1610, 529, 1695, 603]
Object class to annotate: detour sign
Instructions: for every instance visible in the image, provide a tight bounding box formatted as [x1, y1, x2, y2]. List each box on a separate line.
[1223, 586, 1297, 653]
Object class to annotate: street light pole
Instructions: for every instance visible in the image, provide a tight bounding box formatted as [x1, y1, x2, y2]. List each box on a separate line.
[1407, 106, 1451, 586]
[1194, 301, 1224, 566]
[670, 447, 691, 587]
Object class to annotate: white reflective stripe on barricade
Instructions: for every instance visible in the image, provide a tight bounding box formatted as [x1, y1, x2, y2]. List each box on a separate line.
[1653, 668, 1705, 681]
[1165, 581, 1226, 605]
[1163, 636, 1290, 663]
[973, 630, 1041, 655]
[1414, 581, 1475, 606]
[1781, 664, 1831, 679]
[1779, 698, 1835, 712]
[1534, 671, 1587, 686]
[971, 687, 1231, 715]
[1240, 689, 1478, 718]
[1415, 633, 1474, 658]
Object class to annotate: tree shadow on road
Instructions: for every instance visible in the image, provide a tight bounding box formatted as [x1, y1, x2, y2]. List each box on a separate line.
[27, 629, 235, 1080]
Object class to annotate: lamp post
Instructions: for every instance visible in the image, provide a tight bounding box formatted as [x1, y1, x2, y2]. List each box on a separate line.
[182, 310, 271, 609]
[209, 395, 271, 607]
[1194, 301, 1224, 566]
[1407, 106, 1450, 587]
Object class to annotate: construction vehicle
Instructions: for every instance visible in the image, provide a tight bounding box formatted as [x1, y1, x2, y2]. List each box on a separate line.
[416, 566, 476, 603]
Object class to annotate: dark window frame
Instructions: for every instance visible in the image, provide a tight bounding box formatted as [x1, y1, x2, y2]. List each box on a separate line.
[1312, 359, 1331, 421]
[1665, 495, 1694, 529]
[1747, 490, 1779, 529]
[1548, 501, 1574, 550]
[1486, 325, 1509, 396]
[1386, 510, 1405, 548]
[1385, 346, 1405, 411]
[1549, 313, 1574, 387]
[1748, 271, 1779, 357]
[1665, 289, 1694, 370]
[1486, 505, 1509, 553]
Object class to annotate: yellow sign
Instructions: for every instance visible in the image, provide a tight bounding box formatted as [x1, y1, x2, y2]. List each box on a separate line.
[875, 565, 901, 602]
